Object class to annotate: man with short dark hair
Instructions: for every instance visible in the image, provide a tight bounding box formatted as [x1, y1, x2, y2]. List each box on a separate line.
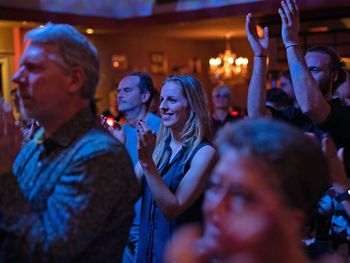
[0, 23, 138, 262]
[117, 72, 161, 165]
[116, 72, 161, 263]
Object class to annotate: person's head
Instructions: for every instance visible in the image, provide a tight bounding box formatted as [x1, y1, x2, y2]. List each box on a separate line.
[279, 70, 295, 101]
[154, 75, 212, 165]
[305, 45, 345, 97]
[202, 119, 329, 258]
[212, 85, 231, 111]
[334, 69, 350, 106]
[117, 72, 154, 114]
[12, 23, 99, 123]
[266, 88, 291, 110]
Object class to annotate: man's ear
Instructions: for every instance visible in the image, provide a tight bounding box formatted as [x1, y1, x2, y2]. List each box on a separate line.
[331, 70, 339, 84]
[141, 91, 151, 104]
[67, 67, 85, 94]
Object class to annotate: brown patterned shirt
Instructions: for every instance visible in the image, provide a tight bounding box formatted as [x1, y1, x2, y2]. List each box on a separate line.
[0, 108, 139, 262]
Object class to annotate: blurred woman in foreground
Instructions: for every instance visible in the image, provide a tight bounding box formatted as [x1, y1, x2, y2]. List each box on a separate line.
[166, 119, 331, 263]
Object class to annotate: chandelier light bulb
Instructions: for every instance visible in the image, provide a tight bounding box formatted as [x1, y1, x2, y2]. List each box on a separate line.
[209, 37, 248, 81]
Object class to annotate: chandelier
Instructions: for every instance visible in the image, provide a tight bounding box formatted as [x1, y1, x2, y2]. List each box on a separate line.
[209, 35, 248, 81]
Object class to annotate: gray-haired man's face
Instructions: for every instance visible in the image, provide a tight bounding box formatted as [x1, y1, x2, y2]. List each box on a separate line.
[12, 43, 73, 122]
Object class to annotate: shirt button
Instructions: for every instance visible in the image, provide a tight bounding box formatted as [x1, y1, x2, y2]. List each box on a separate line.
[37, 162, 42, 167]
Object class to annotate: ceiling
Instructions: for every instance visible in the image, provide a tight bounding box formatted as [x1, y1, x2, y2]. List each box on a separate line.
[0, 11, 247, 40]
[2, 15, 349, 42]
[96, 15, 248, 39]
[0, 0, 349, 40]
[0, 0, 263, 20]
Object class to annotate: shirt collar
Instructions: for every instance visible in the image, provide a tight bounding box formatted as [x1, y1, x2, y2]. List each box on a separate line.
[35, 107, 97, 152]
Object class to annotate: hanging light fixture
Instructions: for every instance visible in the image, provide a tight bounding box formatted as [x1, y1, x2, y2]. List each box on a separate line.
[209, 34, 249, 81]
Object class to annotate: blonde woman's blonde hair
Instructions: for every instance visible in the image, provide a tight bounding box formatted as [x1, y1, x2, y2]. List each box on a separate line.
[153, 75, 212, 168]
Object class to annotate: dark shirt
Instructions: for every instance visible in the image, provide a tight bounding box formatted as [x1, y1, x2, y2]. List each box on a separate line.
[0, 108, 138, 263]
[137, 141, 210, 263]
[211, 113, 241, 136]
[269, 105, 324, 140]
[269, 99, 350, 176]
[318, 187, 350, 246]
[270, 100, 350, 257]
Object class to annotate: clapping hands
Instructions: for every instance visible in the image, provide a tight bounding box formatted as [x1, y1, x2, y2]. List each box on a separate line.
[246, 13, 269, 57]
[137, 120, 156, 168]
[278, 0, 300, 48]
[101, 115, 126, 145]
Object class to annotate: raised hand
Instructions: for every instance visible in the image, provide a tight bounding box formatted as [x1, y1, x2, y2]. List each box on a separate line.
[101, 115, 126, 144]
[278, 0, 300, 47]
[137, 120, 156, 167]
[246, 13, 269, 56]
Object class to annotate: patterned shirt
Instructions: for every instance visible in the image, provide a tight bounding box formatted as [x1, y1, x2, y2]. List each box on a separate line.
[317, 187, 350, 246]
[0, 108, 138, 263]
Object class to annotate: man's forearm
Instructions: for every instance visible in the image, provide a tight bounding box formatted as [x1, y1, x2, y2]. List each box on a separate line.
[286, 45, 330, 123]
[247, 56, 271, 118]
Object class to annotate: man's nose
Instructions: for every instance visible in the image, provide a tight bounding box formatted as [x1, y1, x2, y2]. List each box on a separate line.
[12, 67, 25, 84]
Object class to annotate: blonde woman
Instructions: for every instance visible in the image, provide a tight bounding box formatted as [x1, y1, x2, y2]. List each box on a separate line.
[135, 75, 216, 263]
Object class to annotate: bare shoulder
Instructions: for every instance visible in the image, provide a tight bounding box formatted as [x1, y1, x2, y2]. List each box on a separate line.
[192, 144, 216, 164]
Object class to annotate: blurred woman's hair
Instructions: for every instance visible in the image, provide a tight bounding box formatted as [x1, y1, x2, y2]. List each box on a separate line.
[217, 118, 330, 216]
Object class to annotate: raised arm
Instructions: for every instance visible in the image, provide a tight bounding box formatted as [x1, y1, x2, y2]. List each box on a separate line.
[137, 121, 216, 220]
[246, 13, 271, 118]
[278, 0, 330, 123]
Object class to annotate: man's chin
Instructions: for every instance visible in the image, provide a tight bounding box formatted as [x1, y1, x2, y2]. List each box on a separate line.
[319, 81, 331, 97]
[117, 107, 128, 113]
[118, 105, 131, 113]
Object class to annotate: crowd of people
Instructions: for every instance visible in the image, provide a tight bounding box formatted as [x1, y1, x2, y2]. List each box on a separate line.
[0, 0, 350, 262]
